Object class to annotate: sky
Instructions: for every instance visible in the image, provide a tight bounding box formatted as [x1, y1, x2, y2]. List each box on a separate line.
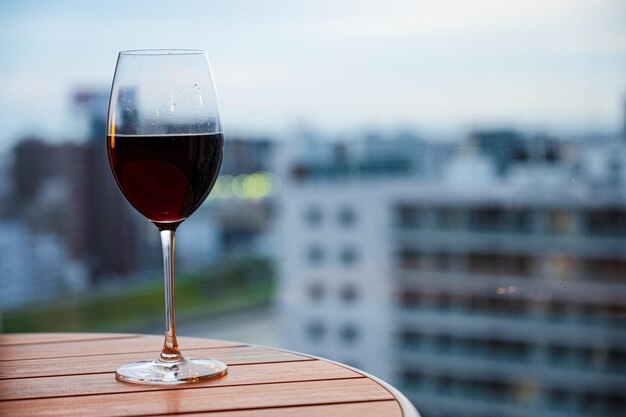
[0, 0, 625, 149]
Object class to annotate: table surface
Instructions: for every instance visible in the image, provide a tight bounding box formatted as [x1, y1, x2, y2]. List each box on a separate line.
[0, 333, 418, 417]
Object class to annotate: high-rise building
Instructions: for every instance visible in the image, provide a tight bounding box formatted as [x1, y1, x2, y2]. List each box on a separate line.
[220, 137, 274, 176]
[11, 138, 140, 278]
[277, 133, 626, 417]
[0, 221, 87, 309]
[73, 89, 110, 142]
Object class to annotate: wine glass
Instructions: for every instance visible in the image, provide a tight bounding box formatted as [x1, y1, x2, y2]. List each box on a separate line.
[107, 49, 227, 384]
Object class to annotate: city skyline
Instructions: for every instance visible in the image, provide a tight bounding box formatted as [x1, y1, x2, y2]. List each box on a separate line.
[1, 0, 625, 150]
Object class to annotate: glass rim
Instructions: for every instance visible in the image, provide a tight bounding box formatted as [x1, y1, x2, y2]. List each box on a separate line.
[119, 49, 206, 56]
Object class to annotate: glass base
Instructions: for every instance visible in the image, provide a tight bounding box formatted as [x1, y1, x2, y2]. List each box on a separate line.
[115, 358, 227, 385]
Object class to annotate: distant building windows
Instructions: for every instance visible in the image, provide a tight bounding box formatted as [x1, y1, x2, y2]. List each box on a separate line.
[466, 254, 503, 275]
[466, 253, 532, 276]
[400, 290, 533, 318]
[304, 206, 323, 226]
[400, 370, 424, 388]
[340, 284, 359, 303]
[436, 376, 453, 393]
[468, 207, 505, 231]
[580, 258, 626, 282]
[290, 164, 309, 181]
[307, 282, 325, 301]
[339, 246, 359, 265]
[545, 255, 576, 280]
[398, 290, 422, 307]
[511, 255, 533, 275]
[396, 205, 423, 228]
[398, 330, 533, 361]
[395, 205, 626, 237]
[306, 320, 326, 340]
[508, 208, 531, 232]
[434, 252, 451, 270]
[339, 324, 360, 344]
[434, 335, 452, 352]
[608, 349, 626, 372]
[549, 210, 574, 234]
[436, 208, 461, 230]
[398, 249, 422, 269]
[585, 209, 625, 237]
[338, 207, 356, 227]
[396, 247, 533, 276]
[307, 245, 324, 265]
[546, 388, 570, 406]
[398, 329, 421, 347]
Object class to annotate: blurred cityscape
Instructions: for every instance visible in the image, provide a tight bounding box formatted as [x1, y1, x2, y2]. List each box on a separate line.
[0, 87, 624, 417]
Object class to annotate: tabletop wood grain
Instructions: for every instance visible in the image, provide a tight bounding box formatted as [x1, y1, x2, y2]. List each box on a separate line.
[0, 333, 416, 417]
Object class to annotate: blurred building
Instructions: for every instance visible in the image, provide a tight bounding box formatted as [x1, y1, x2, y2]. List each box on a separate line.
[468, 130, 561, 176]
[0, 221, 87, 309]
[221, 137, 274, 176]
[277, 133, 450, 380]
[11, 138, 140, 278]
[7, 88, 280, 290]
[73, 89, 110, 142]
[205, 137, 277, 254]
[277, 132, 626, 417]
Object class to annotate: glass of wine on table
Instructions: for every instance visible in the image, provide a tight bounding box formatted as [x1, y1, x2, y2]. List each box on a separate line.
[107, 49, 227, 384]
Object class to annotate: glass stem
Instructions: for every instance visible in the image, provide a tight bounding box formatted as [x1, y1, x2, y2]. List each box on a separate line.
[159, 228, 183, 362]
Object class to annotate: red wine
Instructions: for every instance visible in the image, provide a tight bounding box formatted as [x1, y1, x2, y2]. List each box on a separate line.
[107, 133, 223, 227]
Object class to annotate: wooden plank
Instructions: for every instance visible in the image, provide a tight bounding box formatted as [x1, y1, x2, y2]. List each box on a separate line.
[0, 335, 240, 361]
[0, 378, 394, 417]
[0, 360, 361, 400]
[0, 345, 310, 379]
[0, 333, 135, 346]
[171, 401, 403, 417]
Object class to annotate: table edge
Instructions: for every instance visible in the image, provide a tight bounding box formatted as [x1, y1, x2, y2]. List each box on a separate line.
[250, 343, 421, 417]
[1, 333, 420, 416]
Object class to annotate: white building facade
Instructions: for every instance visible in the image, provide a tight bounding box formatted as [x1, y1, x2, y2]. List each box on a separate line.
[277, 136, 626, 417]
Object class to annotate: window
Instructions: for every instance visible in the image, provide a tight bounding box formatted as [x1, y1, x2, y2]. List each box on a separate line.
[397, 248, 421, 269]
[468, 207, 505, 231]
[435, 335, 452, 351]
[304, 206, 323, 226]
[339, 324, 359, 344]
[396, 204, 423, 228]
[546, 389, 570, 407]
[436, 376, 453, 393]
[338, 207, 356, 227]
[434, 294, 453, 311]
[586, 209, 625, 237]
[436, 208, 461, 230]
[466, 254, 532, 276]
[400, 370, 423, 387]
[398, 290, 421, 307]
[340, 284, 358, 303]
[434, 252, 450, 270]
[307, 245, 324, 265]
[399, 329, 421, 346]
[339, 246, 359, 265]
[580, 258, 626, 282]
[507, 208, 532, 232]
[549, 210, 574, 234]
[548, 345, 568, 364]
[546, 255, 576, 280]
[307, 282, 325, 301]
[306, 320, 326, 340]
[467, 254, 501, 274]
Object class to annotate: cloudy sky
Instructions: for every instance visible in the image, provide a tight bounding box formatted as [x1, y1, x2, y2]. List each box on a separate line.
[0, 0, 625, 148]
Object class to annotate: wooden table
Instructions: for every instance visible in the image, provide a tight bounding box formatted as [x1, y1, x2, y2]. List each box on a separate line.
[0, 333, 419, 417]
